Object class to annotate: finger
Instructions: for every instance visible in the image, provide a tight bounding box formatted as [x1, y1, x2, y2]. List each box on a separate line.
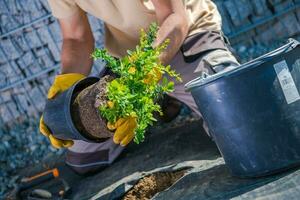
[47, 86, 60, 99]
[119, 117, 137, 146]
[107, 121, 116, 131]
[128, 117, 137, 129]
[113, 121, 130, 144]
[115, 118, 127, 127]
[49, 134, 64, 149]
[62, 140, 74, 148]
[39, 116, 51, 137]
[113, 134, 121, 144]
[120, 131, 135, 146]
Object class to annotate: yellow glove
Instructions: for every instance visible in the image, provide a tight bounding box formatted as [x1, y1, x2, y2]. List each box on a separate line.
[39, 73, 86, 148]
[105, 101, 137, 146]
[107, 116, 137, 146]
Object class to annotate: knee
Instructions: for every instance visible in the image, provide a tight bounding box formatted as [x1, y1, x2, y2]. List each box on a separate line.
[65, 149, 110, 175]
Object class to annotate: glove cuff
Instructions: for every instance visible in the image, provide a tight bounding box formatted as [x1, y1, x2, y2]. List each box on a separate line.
[54, 73, 86, 89]
[48, 73, 86, 99]
[55, 73, 86, 83]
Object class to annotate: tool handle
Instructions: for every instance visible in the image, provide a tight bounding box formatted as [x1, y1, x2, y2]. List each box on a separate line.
[19, 168, 59, 190]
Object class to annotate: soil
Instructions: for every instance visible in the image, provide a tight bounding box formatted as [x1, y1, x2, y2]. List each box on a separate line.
[71, 75, 114, 140]
[123, 170, 186, 200]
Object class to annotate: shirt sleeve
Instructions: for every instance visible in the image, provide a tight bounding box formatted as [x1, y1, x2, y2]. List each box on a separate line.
[48, 0, 80, 18]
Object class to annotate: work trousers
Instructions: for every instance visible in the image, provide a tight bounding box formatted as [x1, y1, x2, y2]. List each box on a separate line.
[66, 31, 240, 174]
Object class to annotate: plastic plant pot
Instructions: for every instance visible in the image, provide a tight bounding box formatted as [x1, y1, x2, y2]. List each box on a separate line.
[185, 39, 300, 177]
[43, 77, 101, 142]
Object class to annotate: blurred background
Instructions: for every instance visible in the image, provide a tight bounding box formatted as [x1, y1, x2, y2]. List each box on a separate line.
[1, 0, 300, 197]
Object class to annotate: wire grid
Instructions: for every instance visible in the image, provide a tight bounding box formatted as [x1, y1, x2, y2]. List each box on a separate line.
[1, 0, 300, 126]
[0, 0, 105, 126]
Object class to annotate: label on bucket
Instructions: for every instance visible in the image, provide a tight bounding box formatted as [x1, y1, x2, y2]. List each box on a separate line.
[274, 60, 300, 104]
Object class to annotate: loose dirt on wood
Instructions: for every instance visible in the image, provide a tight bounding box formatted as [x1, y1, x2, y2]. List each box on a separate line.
[123, 170, 185, 200]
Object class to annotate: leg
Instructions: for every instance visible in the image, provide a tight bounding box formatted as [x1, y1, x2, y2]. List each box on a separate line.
[66, 139, 124, 174]
[168, 34, 239, 135]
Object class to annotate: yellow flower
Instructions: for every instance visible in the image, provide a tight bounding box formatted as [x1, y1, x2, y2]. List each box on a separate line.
[128, 67, 136, 74]
[143, 76, 151, 84]
[128, 54, 138, 62]
[107, 101, 114, 108]
[143, 67, 162, 84]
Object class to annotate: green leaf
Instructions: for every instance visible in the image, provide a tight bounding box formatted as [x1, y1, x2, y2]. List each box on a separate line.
[167, 81, 174, 91]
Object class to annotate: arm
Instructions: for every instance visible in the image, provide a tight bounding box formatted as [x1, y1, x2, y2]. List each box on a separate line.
[151, 0, 189, 64]
[59, 9, 94, 76]
[39, 8, 95, 149]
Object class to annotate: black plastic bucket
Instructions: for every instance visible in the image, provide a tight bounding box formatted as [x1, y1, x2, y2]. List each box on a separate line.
[43, 77, 100, 142]
[185, 39, 300, 177]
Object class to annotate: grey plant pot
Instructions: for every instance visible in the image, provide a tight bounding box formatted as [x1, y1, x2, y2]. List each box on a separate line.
[43, 77, 101, 142]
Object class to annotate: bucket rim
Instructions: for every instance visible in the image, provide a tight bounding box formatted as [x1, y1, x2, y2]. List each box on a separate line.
[185, 38, 300, 91]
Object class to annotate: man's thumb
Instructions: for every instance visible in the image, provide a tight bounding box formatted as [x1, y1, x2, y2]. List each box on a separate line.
[47, 86, 60, 99]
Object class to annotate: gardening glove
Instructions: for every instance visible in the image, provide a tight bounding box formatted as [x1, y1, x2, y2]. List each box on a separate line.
[39, 73, 86, 148]
[107, 116, 138, 146]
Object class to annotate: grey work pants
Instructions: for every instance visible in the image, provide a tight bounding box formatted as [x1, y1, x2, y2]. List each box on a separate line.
[66, 31, 239, 174]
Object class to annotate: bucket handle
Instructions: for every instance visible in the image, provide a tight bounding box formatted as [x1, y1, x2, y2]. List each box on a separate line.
[185, 38, 300, 91]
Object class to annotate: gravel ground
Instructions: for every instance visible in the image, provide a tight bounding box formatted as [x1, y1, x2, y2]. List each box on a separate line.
[0, 105, 197, 198]
[0, 118, 64, 198]
[234, 39, 289, 63]
[0, 38, 295, 198]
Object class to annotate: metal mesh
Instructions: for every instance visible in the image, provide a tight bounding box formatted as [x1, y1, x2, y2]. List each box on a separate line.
[0, 0, 105, 126]
[1, 0, 300, 126]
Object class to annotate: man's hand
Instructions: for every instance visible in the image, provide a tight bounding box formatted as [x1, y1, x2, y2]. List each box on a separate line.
[151, 0, 189, 64]
[107, 117, 138, 146]
[39, 73, 85, 148]
[40, 7, 94, 148]
[105, 101, 138, 146]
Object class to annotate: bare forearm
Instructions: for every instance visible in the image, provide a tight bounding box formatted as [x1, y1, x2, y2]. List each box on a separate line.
[61, 38, 94, 76]
[155, 14, 188, 64]
[58, 9, 94, 76]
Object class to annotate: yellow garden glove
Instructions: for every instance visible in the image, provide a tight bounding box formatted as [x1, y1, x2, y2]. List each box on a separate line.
[39, 73, 86, 148]
[105, 101, 138, 146]
[107, 116, 138, 146]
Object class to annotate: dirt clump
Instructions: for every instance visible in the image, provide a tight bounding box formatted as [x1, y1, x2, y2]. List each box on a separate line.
[123, 170, 185, 200]
[71, 75, 114, 140]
